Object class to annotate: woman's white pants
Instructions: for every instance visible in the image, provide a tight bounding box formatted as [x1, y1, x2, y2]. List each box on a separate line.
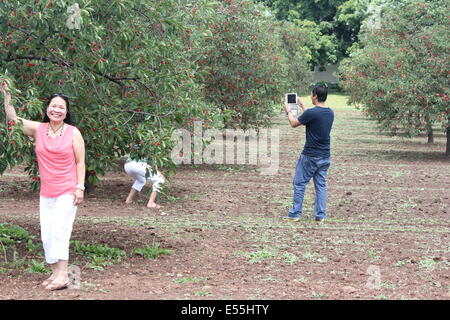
[39, 194, 77, 264]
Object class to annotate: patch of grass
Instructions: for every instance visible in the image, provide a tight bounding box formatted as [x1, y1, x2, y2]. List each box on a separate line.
[389, 170, 404, 178]
[311, 291, 325, 299]
[0, 223, 48, 272]
[256, 274, 277, 281]
[302, 252, 328, 264]
[343, 199, 354, 206]
[26, 259, 50, 274]
[87, 256, 112, 271]
[26, 241, 43, 254]
[232, 250, 245, 259]
[98, 288, 111, 294]
[368, 248, 379, 263]
[282, 252, 299, 265]
[195, 290, 211, 297]
[159, 192, 180, 203]
[418, 258, 438, 271]
[245, 249, 276, 264]
[132, 244, 172, 260]
[10, 254, 27, 269]
[294, 276, 307, 283]
[71, 240, 126, 270]
[393, 259, 413, 267]
[395, 202, 417, 213]
[173, 275, 206, 284]
[0, 237, 14, 248]
[189, 194, 200, 201]
[272, 198, 292, 208]
[213, 164, 250, 172]
[380, 282, 396, 289]
[329, 238, 359, 246]
[257, 232, 272, 243]
[0, 223, 34, 245]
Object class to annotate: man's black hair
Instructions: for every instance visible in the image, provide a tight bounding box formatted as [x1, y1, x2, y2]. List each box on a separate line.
[312, 85, 328, 103]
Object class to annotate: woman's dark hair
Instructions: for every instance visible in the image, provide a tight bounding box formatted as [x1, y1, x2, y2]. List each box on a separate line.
[312, 85, 328, 102]
[43, 93, 73, 125]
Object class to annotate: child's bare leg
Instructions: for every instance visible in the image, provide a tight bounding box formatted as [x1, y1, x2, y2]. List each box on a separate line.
[147, 191, 162, 208]
[125, 188, 138, 204]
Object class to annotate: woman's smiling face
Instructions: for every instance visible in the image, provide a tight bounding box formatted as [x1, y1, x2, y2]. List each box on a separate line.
[46, 96, 67, 122]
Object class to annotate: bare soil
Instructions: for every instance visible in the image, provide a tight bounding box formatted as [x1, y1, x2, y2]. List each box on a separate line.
[0, 101, 449, 300]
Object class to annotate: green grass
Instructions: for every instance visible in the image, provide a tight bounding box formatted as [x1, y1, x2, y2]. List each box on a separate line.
[195, 290, 211, 297]
[272, 198, 292, 208]
[0, 223, 44, 272]
[0, 223, 34, 245]
[132, 244, 172, 260]
[311, 291, 325, 299]
[245, 249, 276, 264]
[368, 248, 379, 263]
[71, 240, 126, 270]
[380, 282, 396, 289]
[388, 170, 405, 179]
[282, 252, 299, 265]
[302, 252, 329, 264]
[172, 275, 206, 284]
[298, 92, 352, 111]
[393, 259, 413, 267]
[418, 258, 438, 271]
[26, 259, 50, 274]
[294, 276, 307, 283]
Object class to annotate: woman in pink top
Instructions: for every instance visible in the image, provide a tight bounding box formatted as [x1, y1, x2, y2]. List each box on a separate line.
[1, 82, 85, 291]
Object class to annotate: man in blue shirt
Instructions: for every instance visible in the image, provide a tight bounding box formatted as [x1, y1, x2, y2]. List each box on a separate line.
[284, 85, 334, 222]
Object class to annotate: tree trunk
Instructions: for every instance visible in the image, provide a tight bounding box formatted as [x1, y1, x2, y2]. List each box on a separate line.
[446, 117, 450, 157]
[425, 116, 434, 144]
[85, 170, 96, 195]
[427, 125, 434, 144]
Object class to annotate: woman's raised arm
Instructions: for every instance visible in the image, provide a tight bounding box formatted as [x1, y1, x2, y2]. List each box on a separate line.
[1, 81, 40, 138]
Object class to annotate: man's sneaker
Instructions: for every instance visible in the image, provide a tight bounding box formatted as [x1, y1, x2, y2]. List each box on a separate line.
[285, 215, 301, 222]
[315, 218, 325, 223]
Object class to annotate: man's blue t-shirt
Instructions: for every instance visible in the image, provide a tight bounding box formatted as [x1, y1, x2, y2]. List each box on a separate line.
[298, 106, 334, 158]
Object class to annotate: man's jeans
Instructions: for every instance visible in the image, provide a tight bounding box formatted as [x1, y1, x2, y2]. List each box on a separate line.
[288, 154, 331, 220]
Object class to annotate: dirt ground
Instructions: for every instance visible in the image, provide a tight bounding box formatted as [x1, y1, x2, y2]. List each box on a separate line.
[0, 96, 449, 300]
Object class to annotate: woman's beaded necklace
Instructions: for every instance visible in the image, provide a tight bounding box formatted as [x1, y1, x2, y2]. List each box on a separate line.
[47, 122, 64, 136]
